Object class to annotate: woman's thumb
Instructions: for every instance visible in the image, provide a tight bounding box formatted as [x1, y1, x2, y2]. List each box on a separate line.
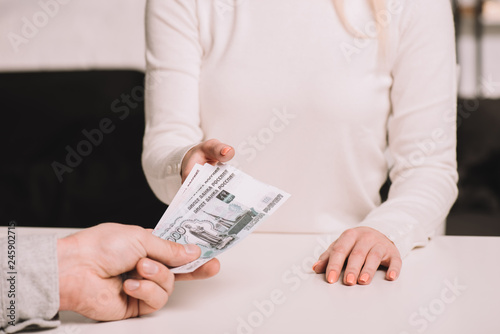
[202, 139, 235, 162]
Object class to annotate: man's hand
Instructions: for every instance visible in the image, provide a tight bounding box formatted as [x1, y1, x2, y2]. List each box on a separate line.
[181, 139, 234, 182]
[312, 227, 402, 285]
[57, 223, 220, 321]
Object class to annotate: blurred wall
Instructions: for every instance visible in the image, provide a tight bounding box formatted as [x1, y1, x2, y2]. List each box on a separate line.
[0, 0, 165, 228]
[1, 0, 499, 100]
[457, 0, 500, 98]
[0, 0, 146, 71]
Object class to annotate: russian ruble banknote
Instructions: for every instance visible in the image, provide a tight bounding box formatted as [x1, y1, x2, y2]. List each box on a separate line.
[153, 163, 290, 273]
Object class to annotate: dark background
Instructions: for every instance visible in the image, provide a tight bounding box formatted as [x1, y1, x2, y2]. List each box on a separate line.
[0, 71, 499, 234]
[448, 98, 500, 235]
[0, 71, 166, 229]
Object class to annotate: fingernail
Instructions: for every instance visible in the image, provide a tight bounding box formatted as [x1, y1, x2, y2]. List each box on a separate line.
[312, 261, 322, 271]
[389, 271, 397, 280]
[327, 271, 336, 284]
[183, 244, 199, 255]
[221, 147, 231, 156]
[346, 273, 356, 285]
[125, 280, 140, 291]
[142, 260, 158, 275]
[359, 273, 369, 283]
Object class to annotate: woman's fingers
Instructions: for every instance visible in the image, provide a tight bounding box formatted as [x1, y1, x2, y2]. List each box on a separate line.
[357, 245, 385, 285]
[343, 243, 371, 286]
[312, 227, 402, 285]
[385, 254, 403, 281]
[312, 248, 332, 274]
[324, 250, 347, 284]
[181, 139, 234, 182]
[200, 139, 234, 163]
[324, 231, 357, 284]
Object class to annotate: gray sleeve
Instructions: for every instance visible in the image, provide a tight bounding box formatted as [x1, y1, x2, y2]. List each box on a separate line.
[1, 233, 60, 333]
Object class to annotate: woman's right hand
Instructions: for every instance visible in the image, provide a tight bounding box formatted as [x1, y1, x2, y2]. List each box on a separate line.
[181, 139, 235, 182]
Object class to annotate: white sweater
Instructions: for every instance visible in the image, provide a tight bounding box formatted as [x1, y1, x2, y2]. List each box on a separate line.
[142, 0, 458, 257]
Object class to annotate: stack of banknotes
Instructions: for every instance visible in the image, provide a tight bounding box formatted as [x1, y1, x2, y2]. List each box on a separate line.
[153, 163, 290, 273]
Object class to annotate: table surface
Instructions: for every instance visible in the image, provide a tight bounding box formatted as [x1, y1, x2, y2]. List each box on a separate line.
[7, 227, 500, 334]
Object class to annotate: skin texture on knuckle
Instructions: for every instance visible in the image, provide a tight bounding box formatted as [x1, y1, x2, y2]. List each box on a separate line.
[331, 244, 349, 255]
[202, 138, 219, 152]
[151, 261, 176, 292]
[318, 252, 330, 261]
[349, 249, 367, 258]
[138, 226, 152, 241]
[136, 282, 160, 309]
[390, 255, 403, 266]
[341, 228, 358, 239]
[165, 240, 185, 260]
[363, 233, 378, 244]
[369, 248, 385, 261]
[204, 138, 219, 147]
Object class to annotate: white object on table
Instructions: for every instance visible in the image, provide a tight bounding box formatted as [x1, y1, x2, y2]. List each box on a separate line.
[5, 227, 500, 334]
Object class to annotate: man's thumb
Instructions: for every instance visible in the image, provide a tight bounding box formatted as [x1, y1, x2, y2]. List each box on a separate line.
[146, 232, 202, 267]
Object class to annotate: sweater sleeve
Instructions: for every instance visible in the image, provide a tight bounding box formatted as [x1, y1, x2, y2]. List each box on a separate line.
[142, 0, 204, 204]
[359, 0, 459, 257]
[1, 234, 60, 333]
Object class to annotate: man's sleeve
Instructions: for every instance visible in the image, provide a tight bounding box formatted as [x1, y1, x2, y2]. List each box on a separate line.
[1, 234, 60, 333]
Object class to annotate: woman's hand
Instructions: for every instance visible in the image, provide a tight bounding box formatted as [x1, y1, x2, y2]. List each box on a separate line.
[57, 223, 220, 321]
[181, 139, 235, 182]
[312, 227, 402, 285]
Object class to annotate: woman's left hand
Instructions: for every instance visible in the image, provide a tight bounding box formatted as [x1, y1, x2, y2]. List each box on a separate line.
[312, 227, 402, 285]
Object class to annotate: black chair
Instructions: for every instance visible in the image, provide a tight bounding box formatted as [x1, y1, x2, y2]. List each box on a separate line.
[0, 71, 166, 228]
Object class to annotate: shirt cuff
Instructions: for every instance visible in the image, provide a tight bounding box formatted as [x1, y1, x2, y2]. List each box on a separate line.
[143, 144, 196, 204]
[359, 213, 430, 258]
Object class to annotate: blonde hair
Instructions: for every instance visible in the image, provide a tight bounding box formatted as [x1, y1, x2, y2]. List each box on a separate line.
[332, 0, 388, 56]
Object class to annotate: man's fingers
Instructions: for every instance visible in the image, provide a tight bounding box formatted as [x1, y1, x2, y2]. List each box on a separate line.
[201, 139, 234, 163]
[136, 258, 175, 295]
[123, 279, 169, 316]
[123, 257, 180, 316]
[175, 258, 221, 281]
[140, 231, 202, 267]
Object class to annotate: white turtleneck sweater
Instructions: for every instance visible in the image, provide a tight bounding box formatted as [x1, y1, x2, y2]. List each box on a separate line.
[142, 0, 458, 257]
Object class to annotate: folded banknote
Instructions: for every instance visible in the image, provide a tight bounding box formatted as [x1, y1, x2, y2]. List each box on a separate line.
[153, 163, 290, 273]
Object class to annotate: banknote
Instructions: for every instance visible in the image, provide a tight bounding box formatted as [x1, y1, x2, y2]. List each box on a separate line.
[153, 163, 290, 274]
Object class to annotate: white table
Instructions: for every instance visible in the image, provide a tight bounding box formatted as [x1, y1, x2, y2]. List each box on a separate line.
[10, 228, 500, 334]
